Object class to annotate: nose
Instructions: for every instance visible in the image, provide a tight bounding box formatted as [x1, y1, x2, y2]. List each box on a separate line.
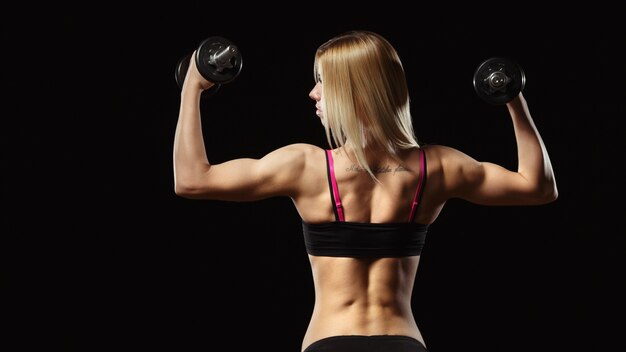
[309, 83, 321, 101]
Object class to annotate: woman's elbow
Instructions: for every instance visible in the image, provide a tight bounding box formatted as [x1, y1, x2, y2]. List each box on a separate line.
[174, 183, 192, 198]
[174, 182, 195, 198]
[538, 189, 558, 204]
[174, 178, 207, 199]
[533, 180, 559, 204]
[545, 183, 559, 203]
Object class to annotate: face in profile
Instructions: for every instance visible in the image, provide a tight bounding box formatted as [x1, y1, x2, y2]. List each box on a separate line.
[309, 81, 325, 125]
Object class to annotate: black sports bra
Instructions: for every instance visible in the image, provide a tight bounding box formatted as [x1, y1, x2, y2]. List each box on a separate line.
[302, 149, 429, 258]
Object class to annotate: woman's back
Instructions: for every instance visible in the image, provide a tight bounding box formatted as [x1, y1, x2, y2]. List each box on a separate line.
[295, 145, 435, 351]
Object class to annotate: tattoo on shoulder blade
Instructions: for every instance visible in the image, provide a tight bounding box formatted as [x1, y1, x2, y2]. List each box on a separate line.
[346, 164, 411, 174]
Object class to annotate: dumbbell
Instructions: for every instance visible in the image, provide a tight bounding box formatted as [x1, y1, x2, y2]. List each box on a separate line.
[175, 36, 243, 98]
[473, 57, 525, 105]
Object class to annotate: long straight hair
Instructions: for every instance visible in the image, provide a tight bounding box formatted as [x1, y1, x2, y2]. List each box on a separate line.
[314, 30, 420, 181]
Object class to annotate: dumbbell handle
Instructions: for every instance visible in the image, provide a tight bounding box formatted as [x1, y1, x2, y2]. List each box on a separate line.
[209, 45, 239, 72]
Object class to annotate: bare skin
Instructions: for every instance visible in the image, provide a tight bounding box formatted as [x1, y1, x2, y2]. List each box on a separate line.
[174, 52, 558, 351]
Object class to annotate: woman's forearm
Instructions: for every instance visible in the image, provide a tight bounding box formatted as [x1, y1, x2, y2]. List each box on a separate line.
[173, 83, 212, 194]
[507, 94, 558, 200]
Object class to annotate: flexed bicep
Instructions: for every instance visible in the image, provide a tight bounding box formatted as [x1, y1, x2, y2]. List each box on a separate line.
[446, 147, 556, 206]
[460, 161, 543, 205]
[175, 144, 307, 201]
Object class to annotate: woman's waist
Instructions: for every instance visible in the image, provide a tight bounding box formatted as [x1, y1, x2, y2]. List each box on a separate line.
[308, 302, 417, 331]
[302, 334, 427, 352]
[302, 315, 422, 352]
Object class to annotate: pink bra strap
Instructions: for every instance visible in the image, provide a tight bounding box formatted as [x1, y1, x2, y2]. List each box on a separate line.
[408, 148, 427, 222]
[326, 150, 345, 222]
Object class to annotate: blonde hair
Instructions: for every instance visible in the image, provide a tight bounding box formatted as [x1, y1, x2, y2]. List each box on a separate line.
[314, 30, 419, 180]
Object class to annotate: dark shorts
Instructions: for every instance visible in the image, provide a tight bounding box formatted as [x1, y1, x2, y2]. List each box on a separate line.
[303, 335, 428, 352]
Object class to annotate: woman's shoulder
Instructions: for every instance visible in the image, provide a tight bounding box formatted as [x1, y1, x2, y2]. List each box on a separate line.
[420, 143, 476, 177]
[273, 143, 329, 197]
[421, 143, 467, 161]
[266, 143, 326, 169]
[282, 143, 326, 153]
[272, 143, 325, 159]
[421, 143, 454, 153]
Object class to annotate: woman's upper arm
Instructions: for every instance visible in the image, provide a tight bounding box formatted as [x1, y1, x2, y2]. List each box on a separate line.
[442, 146, 548, 206]
[178, 144, 310, 201]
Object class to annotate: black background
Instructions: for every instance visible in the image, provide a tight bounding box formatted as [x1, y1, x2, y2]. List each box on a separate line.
[4, 5, 625, 352]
